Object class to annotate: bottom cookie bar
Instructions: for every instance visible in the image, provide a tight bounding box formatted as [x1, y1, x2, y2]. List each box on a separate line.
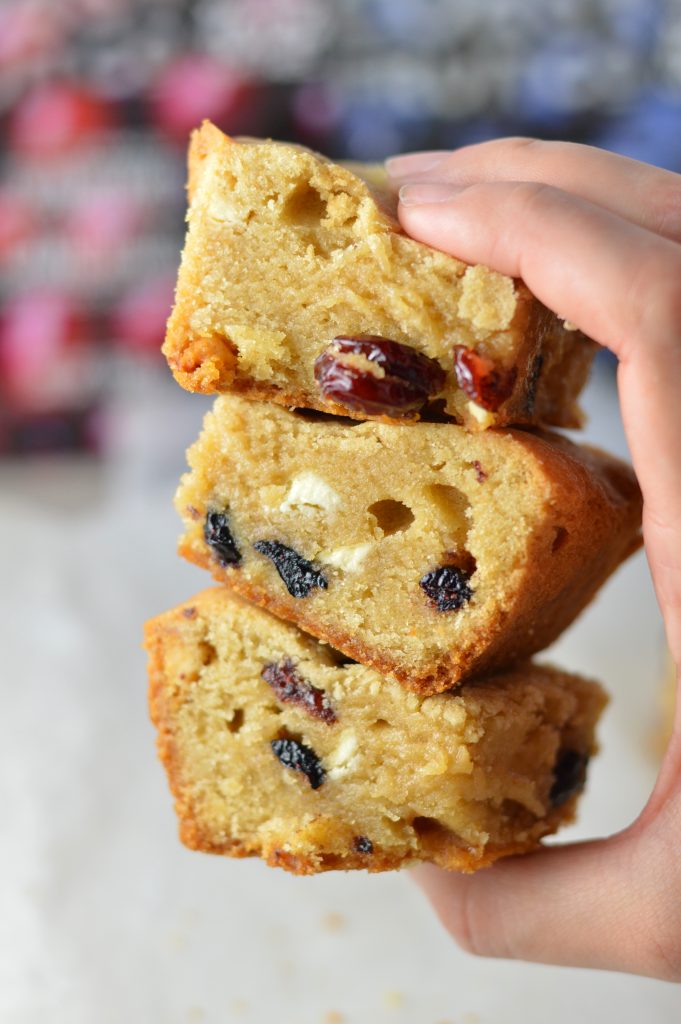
[145, 588, 607, 874]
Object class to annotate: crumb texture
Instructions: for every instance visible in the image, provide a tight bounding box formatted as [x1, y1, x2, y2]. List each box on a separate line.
[145, 588, 607, 874]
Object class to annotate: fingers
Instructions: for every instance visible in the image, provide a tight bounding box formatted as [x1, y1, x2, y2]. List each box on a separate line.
[412, 818, 681, 979]
[398, 179, 681, 363]
[387, 138, 681, 242]
[398, 179, 681, 660]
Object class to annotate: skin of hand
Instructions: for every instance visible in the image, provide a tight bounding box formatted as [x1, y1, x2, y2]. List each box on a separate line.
[385, 138, 681, 980]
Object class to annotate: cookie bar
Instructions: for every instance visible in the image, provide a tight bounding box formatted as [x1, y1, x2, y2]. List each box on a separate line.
[162, 121, 594, 431]
[175, 395, 642, 694]
[145, 588, 607, 874]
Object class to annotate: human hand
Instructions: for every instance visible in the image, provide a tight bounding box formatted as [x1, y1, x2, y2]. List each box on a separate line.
[386, 139, 681, 980]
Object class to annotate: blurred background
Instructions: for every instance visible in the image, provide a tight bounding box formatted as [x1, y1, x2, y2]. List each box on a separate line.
[2, 0, 681, 457]
[2, 3, 681, 1022]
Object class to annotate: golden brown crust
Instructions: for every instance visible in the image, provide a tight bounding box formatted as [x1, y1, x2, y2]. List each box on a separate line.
[175, 808, 578, 875]
[145, 589, 600, 875]
[162, 122, 594, 430]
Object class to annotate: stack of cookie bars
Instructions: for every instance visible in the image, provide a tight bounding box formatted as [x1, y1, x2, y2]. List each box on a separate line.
[144, 122, 642, 874]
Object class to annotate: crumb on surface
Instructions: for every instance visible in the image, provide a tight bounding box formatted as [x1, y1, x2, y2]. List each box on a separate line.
[321, 911, 346, 932]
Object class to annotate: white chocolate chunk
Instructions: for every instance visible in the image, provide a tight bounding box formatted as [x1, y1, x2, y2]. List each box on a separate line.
[327, 730, 359, 780]
[280, 471, 341, 514]
[322, 542, 373, 573]
[466, 401, 494, 429]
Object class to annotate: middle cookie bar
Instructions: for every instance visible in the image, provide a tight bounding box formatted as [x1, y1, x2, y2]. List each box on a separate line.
[176, 395, 642, 694]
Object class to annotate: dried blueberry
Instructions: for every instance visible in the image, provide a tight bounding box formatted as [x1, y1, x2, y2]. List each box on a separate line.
[263, 659, 337, 724]
[549, 749, 588, 807]
[314, 335, 446, 417]
[353, 835, 373, 854]
[420, 565, 474, 612]
[453, 345, 517, 412]
[271, 737, 325, 789]
[204, 510, 241, 567]
[254, 540, 328, 598]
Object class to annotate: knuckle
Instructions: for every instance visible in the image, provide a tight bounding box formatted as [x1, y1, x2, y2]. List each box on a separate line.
[650, 184, 681, 241]
[495, 136, 571, 166]
[436, 886, 481, 955]
[510, 179, 559, 215]
[651, 262, 681, 331]
[439, 881, 506, 960]
[632, 819, 681, 981]
[630, 250, 681, 342]
[641, 918, 681, 982]
[499, 135, 543, 155]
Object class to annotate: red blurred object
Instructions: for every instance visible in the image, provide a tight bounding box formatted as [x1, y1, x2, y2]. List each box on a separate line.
[110, 274, 175, 356]
[67, 191, 145, 259]
[8, 80, 115, 160]
[292, 82, 343, 145]
[0, 290, 95, 412]
[0, 190, 35, 262]
[148, 54, 260, 143]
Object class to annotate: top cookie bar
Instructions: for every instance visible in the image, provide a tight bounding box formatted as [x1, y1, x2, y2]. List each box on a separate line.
[163, 121, 594, 430]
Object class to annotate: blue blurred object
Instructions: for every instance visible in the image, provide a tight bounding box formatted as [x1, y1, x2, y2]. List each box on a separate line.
[607, 0, 663, 52]
[440, 117, 519, 150]
[514, 32, 640, 127]
[595, 89, 681, 171]
[336, 96, 434, 160]
[362, 0, 480, 52]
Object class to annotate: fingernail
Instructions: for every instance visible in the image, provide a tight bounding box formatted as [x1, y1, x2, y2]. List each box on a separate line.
[385, 151, 449, 179]
[399, 182, 464, 206]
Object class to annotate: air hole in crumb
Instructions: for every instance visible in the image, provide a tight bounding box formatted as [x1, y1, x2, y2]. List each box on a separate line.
[411, 815, 445, 837]
[420, 398, 454, 423]
[368, 499, 415, 536]
[227, 708, 245, 733]
[281, 182, 328, 224]
[291, 407, 359, 427]
[552, 526, 569, 552]
[441, 549, 477, 578]
[198, 640, 217, 666]
[426, 483, 472, 553]
[335, 654, 359, 666]
[427, 483, 468, 526]
[371, 718, 391, 730]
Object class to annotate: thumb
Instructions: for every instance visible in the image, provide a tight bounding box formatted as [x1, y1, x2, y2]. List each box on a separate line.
[411, 813, 681, 979]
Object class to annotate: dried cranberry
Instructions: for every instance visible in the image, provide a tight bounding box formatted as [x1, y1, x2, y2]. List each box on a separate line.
[472, 460, 487, 483]
[420, 565, 474, 612]
[314, 335, 446, 417]
[204, 510, 241, 566]
[549, 749, 588, 807]
[263, 659, 336, 724]
[453, 345, 517, 412]
[254, 540, 328, 598]
[271, 737, 325, 789]
[353, 835, 373, 854]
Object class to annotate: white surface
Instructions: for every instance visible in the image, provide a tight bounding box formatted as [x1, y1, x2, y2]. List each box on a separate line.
[2, 368, 680, 1023]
